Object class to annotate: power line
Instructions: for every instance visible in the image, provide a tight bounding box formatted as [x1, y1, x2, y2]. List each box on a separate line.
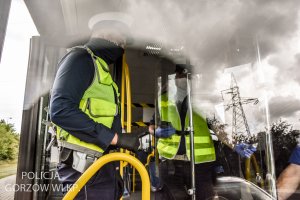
[221, 73, 259, 143]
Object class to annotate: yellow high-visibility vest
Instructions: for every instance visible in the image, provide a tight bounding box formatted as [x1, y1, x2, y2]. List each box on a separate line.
[157, 94, 216, 164]
[55, 46, 119, 153]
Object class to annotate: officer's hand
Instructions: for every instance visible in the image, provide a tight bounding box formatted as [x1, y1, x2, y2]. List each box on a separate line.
[234, 143, 257, 158]
[116, 133, 140, 152]
[155, 126, 176, 138]
[175, 130, 189, 136]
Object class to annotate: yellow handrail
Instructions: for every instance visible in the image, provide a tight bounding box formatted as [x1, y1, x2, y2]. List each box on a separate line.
[145, 150, 154, 167]
[63, 153, 150, 200]
[123, 54, 132, 135]
[121, 54, 126, 129]
[122, 54, 137, 192]
[245, 157, 251, 180]
[245, 155, 264, 187]
[120, 53, 126, 180]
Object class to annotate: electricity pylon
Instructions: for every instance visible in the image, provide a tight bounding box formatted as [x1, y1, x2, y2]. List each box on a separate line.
[221, 73, 259, 143]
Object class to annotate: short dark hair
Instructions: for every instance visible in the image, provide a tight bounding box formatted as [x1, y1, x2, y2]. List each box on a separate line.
[175, 64, 191, 74]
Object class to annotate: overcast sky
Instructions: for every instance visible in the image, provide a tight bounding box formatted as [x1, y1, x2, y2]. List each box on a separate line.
[124, 0, 300, 131]
[0, 0, 38, 132]
[0, 0, 299, 133]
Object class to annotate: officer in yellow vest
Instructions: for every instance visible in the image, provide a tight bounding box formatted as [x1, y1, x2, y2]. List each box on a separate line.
[50, 12, 139, 200]
[150, 64, 256, 199]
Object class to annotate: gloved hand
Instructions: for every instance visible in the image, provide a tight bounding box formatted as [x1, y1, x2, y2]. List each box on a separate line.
[234, 143, 257, 158]
[175, 130, 189, 136]
[116, 133, 140, 152]
[155, 126, 176, 138]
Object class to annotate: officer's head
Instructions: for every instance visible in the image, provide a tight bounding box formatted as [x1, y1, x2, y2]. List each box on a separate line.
[88, 12, 133, 49]
[174, 64, 191, 90]
[175, 64, 189, 78]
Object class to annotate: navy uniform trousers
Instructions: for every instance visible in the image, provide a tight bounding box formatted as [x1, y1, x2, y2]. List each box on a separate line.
[57, 161, 123, 200]
[154, 159, 216, 200]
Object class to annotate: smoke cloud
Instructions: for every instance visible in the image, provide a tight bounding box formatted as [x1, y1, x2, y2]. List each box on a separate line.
[125, 0, 299, 65]
[124, 0, 300, 104]
[269, 96, 300, 120]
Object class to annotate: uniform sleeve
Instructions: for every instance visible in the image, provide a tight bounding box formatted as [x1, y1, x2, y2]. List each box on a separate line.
[149, 114, 155, 125]
[50, 51, 115, 150]
[289, 146, 300, 165]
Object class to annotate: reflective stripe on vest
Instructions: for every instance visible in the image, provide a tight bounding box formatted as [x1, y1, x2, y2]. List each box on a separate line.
[55, 46, 119, 153]
[157, 94, 216, 164]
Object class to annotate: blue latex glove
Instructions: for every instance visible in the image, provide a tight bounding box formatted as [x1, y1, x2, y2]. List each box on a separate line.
[155, 126, 176, 138]
[234, 143, 257, 158]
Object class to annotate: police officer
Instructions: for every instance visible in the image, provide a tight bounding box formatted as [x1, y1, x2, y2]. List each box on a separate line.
[50, 12, 139, 200]
[151, 64, 256, 199]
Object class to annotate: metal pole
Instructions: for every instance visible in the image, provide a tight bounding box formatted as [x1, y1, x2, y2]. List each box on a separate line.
[256, 39, 277, 198]
[186, 73, 196, 200]
[264, 94, 277, 198]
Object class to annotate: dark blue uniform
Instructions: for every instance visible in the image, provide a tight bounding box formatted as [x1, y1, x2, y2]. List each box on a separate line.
[50, 38, 123, 200]
[289, 145, 300, 165]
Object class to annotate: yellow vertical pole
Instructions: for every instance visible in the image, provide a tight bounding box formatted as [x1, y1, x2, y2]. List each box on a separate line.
[123, 55, 132, 133]
[245, 158, 251, 180]
[121, 53, 126, 130]
[251, 155, 264, 187]
[245, 155, 264, 187]
[123, 54, 136, 192]
[120, 53, 126, 199]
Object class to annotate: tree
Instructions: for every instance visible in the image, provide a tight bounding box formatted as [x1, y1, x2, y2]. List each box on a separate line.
[271, 119, 300, 176]
[0, 119, 16, 133]
[0, 119, 19, 160]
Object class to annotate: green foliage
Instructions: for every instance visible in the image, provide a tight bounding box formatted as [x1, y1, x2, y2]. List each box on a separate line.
[272, 119, 299, 157]
[0, 119, 20, 160]
[271, 119, 300, 176]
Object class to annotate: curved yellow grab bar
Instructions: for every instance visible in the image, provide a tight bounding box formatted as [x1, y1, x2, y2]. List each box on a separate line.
[145, 151, 155, 167]
[63, 153, 150, 200]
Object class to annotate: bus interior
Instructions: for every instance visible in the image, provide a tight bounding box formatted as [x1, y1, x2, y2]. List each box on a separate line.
[13, 0, 300, 200]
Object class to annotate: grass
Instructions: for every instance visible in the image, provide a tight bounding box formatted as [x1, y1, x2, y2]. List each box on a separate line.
[0, 159, 18, 179]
